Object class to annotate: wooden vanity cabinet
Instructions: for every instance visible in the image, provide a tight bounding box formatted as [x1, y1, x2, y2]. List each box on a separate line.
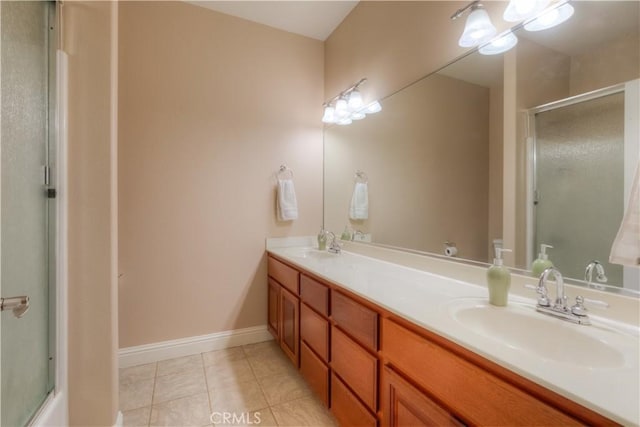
[266, 254, 617, 426]
[267, 256, 300, 367]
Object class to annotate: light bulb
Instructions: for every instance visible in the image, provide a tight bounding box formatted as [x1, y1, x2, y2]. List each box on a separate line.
[365, 101, 382, 114]
[335, 98, 350, 118]
[348, 89, 364, 110]
[322, 105, 336, 123]
[479, 31, 518, 55]
[524, 2, 574, 32]
[458, 6, 497, 47]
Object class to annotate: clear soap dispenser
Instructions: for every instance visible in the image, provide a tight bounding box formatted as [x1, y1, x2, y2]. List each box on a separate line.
[531, 244, 554, 277]
[487, 248, 512, 307]
[317, 228, 327, 251]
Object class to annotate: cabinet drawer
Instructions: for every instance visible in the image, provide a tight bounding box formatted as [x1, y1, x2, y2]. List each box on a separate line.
[331, 326, 377, 411]
[268, 256, 299, 294]
[300, 342, 329, 407]
[300, 274, 329, 316]
[331, 291, 378, 351]
[382, 318, 581, 426]
[331, 373, 377, 427]
[300, 303, 329, 362]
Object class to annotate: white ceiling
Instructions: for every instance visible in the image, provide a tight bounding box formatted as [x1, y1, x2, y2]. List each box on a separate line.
[188, 1, 359, 41]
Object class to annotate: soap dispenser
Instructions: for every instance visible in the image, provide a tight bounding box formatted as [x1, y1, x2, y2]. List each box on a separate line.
[317, 228, 327, 251]
[487, 248, 512, 307]
[531, 244, 554, 277]
[340, 225, 352, 241]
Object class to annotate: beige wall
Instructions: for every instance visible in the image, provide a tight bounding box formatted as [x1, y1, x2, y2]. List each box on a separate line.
[118, 2, 324, 347]
[63, 1, 119, 425]
[324, 74, 490, 261]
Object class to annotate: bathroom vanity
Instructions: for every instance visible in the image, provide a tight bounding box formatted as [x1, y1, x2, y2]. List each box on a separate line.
[266, 239, 639, 426]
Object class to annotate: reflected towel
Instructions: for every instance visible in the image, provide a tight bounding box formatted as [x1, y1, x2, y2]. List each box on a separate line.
[349, 182, 369, 220]
[610, 163, 640, 266]
[277, 178, 298, 221]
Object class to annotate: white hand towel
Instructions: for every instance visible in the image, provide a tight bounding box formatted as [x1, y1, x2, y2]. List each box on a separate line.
[610, 163, 640, 266]
[349, 182, 369, 220]
[277, 178, 298, 221]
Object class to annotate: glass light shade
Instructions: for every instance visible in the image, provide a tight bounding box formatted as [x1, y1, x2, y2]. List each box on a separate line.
[337, 117, 352, 125]
[348, 89, 364, 110]
[479, 31, 518, 55]
[503, 0, 550, 22]
[351, 111, 366, 120]
[365, 100, 382, 114]
[322, 106, 336, 123]
[524, 2, 574, 31]
[335, 98, 350, 118]
[458, 7, 497, 47]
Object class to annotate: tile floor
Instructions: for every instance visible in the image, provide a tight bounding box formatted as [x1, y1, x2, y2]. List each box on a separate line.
[119, 340, 338, 427]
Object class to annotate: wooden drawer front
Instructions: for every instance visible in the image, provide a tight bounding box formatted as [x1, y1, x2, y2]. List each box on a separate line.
[300, 342, 329, 407]
[300, 274, 329, 316]
[382, 319, 581, 426]
[331, 326, 377, 411]
[331, 373, 377, 427]
[382, 366, 463, 427]
[300, 303, 329, 362]
[268, 256, 299, 294]
[331, 291, 378, 351]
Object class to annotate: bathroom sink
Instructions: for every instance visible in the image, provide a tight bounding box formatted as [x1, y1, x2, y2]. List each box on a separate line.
[282, 248, 339, 260]
[446, 299, 629, 368]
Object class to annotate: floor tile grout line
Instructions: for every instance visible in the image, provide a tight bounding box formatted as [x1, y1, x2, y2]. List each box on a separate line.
[201, 352, 214, 421]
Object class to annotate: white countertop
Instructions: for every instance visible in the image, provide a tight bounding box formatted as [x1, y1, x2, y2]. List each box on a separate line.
[267, 241, 640, 426]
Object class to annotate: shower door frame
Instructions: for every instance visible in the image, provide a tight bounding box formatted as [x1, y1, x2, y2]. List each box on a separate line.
[0, 1, 68, 425]
[525, 80, 640, 290]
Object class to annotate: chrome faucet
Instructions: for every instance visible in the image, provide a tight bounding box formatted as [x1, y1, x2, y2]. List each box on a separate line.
[535, 267, 591, 325]
[326, 232, 342, 254]
[351, 230, 365, 241]
[584, 260, 608, 290]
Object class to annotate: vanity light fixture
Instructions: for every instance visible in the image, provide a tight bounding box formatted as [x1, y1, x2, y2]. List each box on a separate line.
[322, 78, 382, 125]
[451, 1, 497, 48]
[479, 30, 519, 55]
[503, 0, 551, 22]
[524, 1, 574, 31]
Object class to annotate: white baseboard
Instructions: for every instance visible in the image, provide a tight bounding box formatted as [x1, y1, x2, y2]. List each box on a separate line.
[118, 325, 273, 368]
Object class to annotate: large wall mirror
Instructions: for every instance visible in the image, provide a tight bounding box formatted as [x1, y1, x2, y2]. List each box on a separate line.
[324, 1, 639, 294]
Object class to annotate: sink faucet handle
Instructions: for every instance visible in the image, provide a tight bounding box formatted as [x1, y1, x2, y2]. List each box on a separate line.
[570, 296, 588, 316]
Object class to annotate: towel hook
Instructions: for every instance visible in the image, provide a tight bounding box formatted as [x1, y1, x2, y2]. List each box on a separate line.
[277, 164, 294, 179]
[355, 170, 368, 183]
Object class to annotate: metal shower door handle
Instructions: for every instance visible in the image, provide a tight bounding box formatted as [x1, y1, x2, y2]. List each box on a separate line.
[1, 295, 30, 318]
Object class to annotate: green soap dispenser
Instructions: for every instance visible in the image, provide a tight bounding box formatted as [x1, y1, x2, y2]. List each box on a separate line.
[531, 244, 554, 277]
[487, 248, 512, 307]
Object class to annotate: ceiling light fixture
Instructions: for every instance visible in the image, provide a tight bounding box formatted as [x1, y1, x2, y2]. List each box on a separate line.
[321, 78, 382, 126]
[451, 1, 497, 48]
[524, 1, 574, 32]
[479, 30, 519, 55]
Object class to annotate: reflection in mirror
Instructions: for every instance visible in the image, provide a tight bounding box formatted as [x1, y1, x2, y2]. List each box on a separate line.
[323, 1, 639, 293]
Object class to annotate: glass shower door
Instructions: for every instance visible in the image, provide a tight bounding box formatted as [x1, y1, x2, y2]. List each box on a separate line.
[1, 1, 55, 426]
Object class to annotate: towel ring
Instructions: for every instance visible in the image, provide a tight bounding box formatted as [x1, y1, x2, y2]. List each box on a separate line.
[277, 164, 294, 180]
[355, 170, 368, 183]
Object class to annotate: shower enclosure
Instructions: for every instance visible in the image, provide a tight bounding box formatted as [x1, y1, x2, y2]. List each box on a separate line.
[528, 81, 640, 290]
[1, 1, 57, 425]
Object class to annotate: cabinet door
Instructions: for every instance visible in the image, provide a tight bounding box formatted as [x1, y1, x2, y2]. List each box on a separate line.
[382, 366, 463, 427]
[280, 286, 300, 367]
[268, 278, 280, 338]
